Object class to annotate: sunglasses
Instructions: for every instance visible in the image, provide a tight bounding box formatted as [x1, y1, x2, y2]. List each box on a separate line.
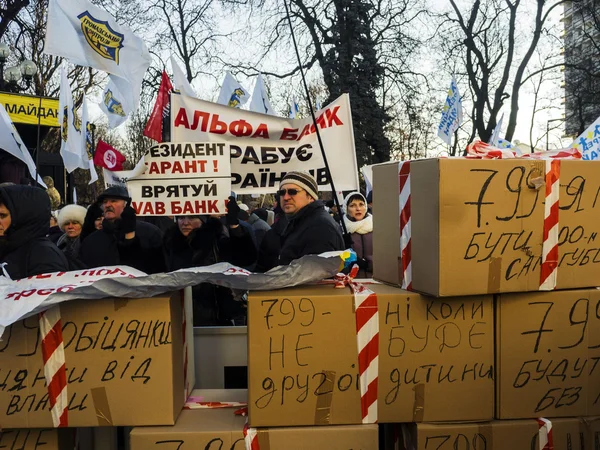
[277, 188, 304, 196]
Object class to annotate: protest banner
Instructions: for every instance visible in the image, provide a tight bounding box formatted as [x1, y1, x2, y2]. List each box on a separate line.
[171, 93, 359, 194]
[0, 252, 347, 339]
[125, 142, 231, 216]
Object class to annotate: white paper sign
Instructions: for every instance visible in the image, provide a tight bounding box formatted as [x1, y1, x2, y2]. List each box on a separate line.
[127, 142, 231, 216]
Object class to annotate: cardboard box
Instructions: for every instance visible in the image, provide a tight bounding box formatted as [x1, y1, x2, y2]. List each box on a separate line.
[373, 159, 600, 296]
[130, 389, 379, 450]
[247, 284, 494, 427]
[0, 429, 76, 450]
[496, 289, 600, 419]
[0, 293, 187, 428]
[390, 418, 590, 450]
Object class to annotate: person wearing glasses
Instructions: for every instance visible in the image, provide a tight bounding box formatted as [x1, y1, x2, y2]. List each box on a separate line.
[276, 171, 344, 266]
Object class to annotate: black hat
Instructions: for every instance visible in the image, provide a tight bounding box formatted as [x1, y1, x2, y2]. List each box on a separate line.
[97, 185, 131, 204]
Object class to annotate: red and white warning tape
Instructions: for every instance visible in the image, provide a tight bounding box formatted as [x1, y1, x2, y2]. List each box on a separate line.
[243, 420, 260, 450]
[334, 265, 379, 423]
[39, 306, 68, 427]
[398, 161, 412, 290]
[537, 418, 553, 450]
[540, 160, 561, 291]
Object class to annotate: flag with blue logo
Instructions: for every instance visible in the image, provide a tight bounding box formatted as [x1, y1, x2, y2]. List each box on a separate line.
[570, 115, 600, 160]
[81, 96, 98, 184]
[289, 99, 300, 119]
[437, 77, 463, 144]
[99, 76, 131, 128]
[45, 0, 150, 115]
[217, 72, 249, 108]
[489, 113, 504, 147]
[58, 65, 85, 173]
[250, 74, 276, 115]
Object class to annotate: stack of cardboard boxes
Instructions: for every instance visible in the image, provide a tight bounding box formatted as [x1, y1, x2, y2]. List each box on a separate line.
[371, 159, 600, 449]
[0, 292, 189, 449]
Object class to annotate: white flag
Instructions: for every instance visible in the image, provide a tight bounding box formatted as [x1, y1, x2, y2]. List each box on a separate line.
[170, 56, 197, 98]
[0, 105, 46, 187]
[58, 65, 86, 173]
[489, 113, 504, 147]
[437, 77, 463, 145]
[570, 115, 600, 160]
[81, 96, 98, 184]
[98, 76, 132, 128]
[249, 74, 275, 115]
[289, 98, 299, 119]
[44, 0, 150, 112]
[217, 72, 249, 108]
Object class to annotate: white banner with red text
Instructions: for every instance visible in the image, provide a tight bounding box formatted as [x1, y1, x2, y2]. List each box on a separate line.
[170, 93, 359, 194]
[0, 252, 347, 338]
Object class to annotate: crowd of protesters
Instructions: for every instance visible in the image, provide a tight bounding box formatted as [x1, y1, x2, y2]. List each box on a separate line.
[0, 170, 374, 326]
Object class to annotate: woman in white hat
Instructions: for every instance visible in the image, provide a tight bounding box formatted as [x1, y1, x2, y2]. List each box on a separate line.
[57, 204, 87, 269]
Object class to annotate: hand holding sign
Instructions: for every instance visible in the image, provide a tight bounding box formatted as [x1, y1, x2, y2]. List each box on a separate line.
[226, 196, 240, 227]
[120, 204, 137, 236]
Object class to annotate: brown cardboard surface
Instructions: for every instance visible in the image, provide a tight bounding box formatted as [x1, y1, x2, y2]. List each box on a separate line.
[496, 289, 600, 419]
[0, 293, 185, 428]
[132, 407, 377, 450]
[0, 429, 59, 450]
[247, 284, 494, 427]
[373, 158, 600, 296]
[130, 408, 246, 450]
[373, 162, 403, 286]
[389, 418, 589, 450]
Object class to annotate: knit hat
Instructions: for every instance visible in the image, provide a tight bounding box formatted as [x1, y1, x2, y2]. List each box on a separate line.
[344, 192, 367, 210]
[57, 204, 87, 230]
[279, 171, 319, 200]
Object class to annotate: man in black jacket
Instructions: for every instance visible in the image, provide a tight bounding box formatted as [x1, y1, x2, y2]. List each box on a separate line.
[276, 171, 344, 266]
[0, 184, 68, 279]
[80, 186, 165, 274]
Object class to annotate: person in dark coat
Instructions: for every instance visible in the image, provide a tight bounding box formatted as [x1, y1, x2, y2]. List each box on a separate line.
[163, 197, 257, 326]
[56, 204, 88, 270]
[276, 171, 344, 266]
[48, 213, 63, 243]
[343, 192, 373, 277]
[0, 184, 68, 279]
[245, 209, 270, 248]
[79, 186, 165, 274]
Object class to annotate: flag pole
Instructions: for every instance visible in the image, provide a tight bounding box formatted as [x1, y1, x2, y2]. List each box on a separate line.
[34, 95, 42, 185]
[283, 0, 351, 244]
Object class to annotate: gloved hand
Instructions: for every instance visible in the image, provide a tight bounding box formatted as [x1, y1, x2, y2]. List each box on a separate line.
[120, 205, 137, 234]
[357, 257, 369, 272]
[226, 196, 240, 226]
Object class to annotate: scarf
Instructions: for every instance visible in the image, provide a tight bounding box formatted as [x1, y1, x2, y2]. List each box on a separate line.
[343, 213, 373, 235]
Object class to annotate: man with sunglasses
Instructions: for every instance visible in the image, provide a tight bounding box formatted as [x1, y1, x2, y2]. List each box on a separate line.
[276, 171, 344, 266]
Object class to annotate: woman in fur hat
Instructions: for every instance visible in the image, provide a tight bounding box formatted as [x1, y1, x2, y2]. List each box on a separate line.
[343, 192, 373, 278]
[57, 204, 87, 269]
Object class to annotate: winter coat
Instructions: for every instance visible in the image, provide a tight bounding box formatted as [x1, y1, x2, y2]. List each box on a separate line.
[257, 214, 287, 272]
[350, 232, 373, 277]
[56, 234, 86, 270]
[0, 185, 68, 279]
[48, 226, 63, 244]
[247, 213, 271, 248]
[163, 217, 257, 326]
[279, 201, 344, 266]
[80, 219, 166, 274]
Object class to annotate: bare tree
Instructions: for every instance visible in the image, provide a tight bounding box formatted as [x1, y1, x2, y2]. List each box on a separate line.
[0, 0, 29, 40]
[440, 0, 567, 143]
[223, 0, 425, 165]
